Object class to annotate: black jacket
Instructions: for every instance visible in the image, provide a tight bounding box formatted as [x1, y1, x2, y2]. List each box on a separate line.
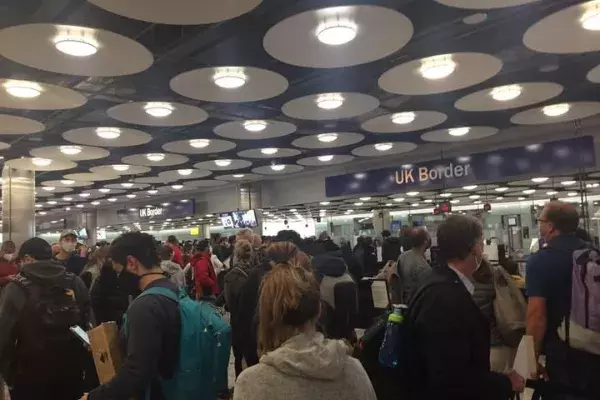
[0, 261, 92, 385]
[90, 265, 140, 327]
[382, 237, 402, 264]
[406, 266, 512, 400]
[223, 260, 251, 347]
[89, 278, 181, 400]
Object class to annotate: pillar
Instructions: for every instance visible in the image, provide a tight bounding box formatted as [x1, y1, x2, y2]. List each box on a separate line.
[2, 166, 36, 247]
[65, 211, 98, 245]
[372, 209, 391, 236]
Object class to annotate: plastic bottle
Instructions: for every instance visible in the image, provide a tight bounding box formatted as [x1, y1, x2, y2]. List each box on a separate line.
[378, 305, 406, 368]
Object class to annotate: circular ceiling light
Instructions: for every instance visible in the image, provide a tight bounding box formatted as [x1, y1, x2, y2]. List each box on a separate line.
[318, 155, 334, 162]
[60, 179, 75, 185]
[450, 199, 460, 204]
[393, 197, 405, 202]
[374, 142, 393, 152]
[531, 177, 548, 183]
[448, 127, 470, 137]
[406, 191, 419, 197]
[79, 192, 90, 198]
[42, 186, 55, 192]
[243, 120, 268, 132]
[587, 183, 600, 188]
[121, 182, 134, 188]
[316, 93, 344, 110]
[107, 197, 118, 202]
[147, 189, 158, 195]
[463, 185, 478, 190]
[419, 54, 456, 80]
[91, 201, 101, 206]
[213, 67, 247, 89]
[59, 145, 82, 155]
[53, 33, 98, 57]
[561, 180, 576, 186]
[261, 148, 278, 155]
[469, 194, 481, 199]
[495, 187, 509, 192]
[320, 201, 330, 205]
[189, 139, 211, 149]
[271, 164, 285, 171]
[62, 196, 72, 201]
[3, 80, 42, 98]
[96, 127, 121, 140]
[99, 188, 111, 193]
[547, 190, 558, 195]
[440, 193, 452, 197]
[112, 164, 130, 172]
[496, 196, 504, 200]
[354, 202, 364, 206]
[392, 112, 416, 125]
[126, 194, 137, 199]
[215, 159, 232, 167]
[581, 8, 600, 31]
[359, 197, 371, 201]
[144, 102, 174, 118]
[32, 157, 52, 167]
[146, 153, 166, 162]
[316, 17, 358, 46]
[171, 184, 184, 190]
[232, 174, 245, 178]
[47, 200, 57, 205]
[178, 169, 193, 176]
[490, 84, 522, 102]
[567, 192, 578, 197]
[543, 103, 570, 117]
[317, 133, 338, 143]
[523, 189, 536, 194]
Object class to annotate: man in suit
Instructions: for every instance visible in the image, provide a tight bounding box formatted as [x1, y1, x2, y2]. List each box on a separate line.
[406, 214, 524, 400]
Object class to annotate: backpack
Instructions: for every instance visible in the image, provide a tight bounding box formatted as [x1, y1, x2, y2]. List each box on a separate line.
[557, 246, 600, 355]
[125, 288, 232, 400]
[9, 272, 86, 383]
[492, 266, 527, 347]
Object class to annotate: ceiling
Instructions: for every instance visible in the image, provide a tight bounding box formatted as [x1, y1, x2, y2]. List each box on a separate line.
[0, 0, 600, 216]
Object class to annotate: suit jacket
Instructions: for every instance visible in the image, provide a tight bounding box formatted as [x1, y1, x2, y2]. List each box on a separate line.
[406, 266, 512, 400]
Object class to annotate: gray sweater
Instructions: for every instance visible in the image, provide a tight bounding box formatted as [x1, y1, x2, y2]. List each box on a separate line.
[234, 332, 376, 400]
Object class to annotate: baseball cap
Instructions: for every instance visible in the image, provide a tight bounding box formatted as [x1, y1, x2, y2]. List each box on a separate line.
[19, 237, 52, 261]
[60, 229, 78, 240]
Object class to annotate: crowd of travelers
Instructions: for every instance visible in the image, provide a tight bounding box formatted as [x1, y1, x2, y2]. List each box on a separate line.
[0, 200, 598, 400]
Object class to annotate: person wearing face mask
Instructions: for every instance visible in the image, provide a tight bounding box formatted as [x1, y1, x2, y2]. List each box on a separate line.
[404, 214, 523, 400]
[55, 230, 87, 276]
[83, 232, 181, 400]
[0, 240, 18, 287]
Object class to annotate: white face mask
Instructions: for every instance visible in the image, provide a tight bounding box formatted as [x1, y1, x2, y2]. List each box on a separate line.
[62, 242, 76, 253]
[3, 253, 14, 261]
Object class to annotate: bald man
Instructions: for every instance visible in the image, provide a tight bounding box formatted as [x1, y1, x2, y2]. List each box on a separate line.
[526, 201, 599, 398]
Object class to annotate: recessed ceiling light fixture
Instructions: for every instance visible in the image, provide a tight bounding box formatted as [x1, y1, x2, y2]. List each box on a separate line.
[79, 192, 90, 198]
[490, 84, 522, 101]
[547, 190, 558, 196]
[316, 93, 344, 110]
[393, 197, 405, 202]
[374, 142, 393, 152]
[271, 164, 285, 171]
[424, 199, 434, 203]
[121, 182, 134, 188]
[469, 194, 480, 199]
[53, 31, 98, 57]
[42, 186, 55, 192]
[587, 183, 600, 188]
[60, 145, 82, 155]
[147, 189, 158, 195]
[531, 177, 548, 183]
[581, 7, 600, 31]
[113, 164, 130, 172]
[99, 188, 111, 193]
[567, 191, 578, 197]
[91, 201, 100, 206]
[213, 67, 247, 89]
[171, 184, 184, 190]
[146, 153, 166, 162]
[144, 102, 173, 118]
[496, 196, 504, 200]
[3, 80, 42, 98]
[523, 189, 536, 194]
[495, 187, 509, 192]
[440, 193, 452, 197]
[561, 180, 576, 186]
[354, 202, 363, 206]
[232, 174, 245, 178]
[317, 133, 338, 143]
[392, 112, 416, 125]
[243, 120, 268, 132]
[189, 139, 210, 148]
[419, 54, 456, 80]
[543, 103, 570, 117]
[450, 199, 460, 204]
[60, 179, 75, 185]
[215, 159, 232, 167]
[407, 191, 419, 196]
[63, 196, 73, 201]
[96, 127, 121, 140]
[126, 194, 136, 199]
[318, 155, 334, 162]
[32, 157, 52, 167]
[107, 197, 117, 202]
[359, 197, 371, 201]
[448, 127, 470, 137]
[463, 185, 478, 190]
[320, 201, 330, 205]
[178, 169, 193, 176]
[316, 17, 357, 46]
[261, 148, 278, 155]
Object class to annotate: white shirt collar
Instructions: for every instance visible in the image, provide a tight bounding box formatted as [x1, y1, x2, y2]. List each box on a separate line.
[447, 265, 475, 295]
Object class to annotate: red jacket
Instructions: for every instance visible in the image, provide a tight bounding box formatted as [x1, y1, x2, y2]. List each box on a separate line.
[191, 251, 220, 297]
[169, 243, 184, 267]
[0, 260, 18, 286]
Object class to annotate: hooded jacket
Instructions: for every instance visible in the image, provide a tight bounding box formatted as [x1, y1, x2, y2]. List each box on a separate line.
[234, 332, 376, 400]
[312, 251, 355, 310]
[190, 251, 219, 297]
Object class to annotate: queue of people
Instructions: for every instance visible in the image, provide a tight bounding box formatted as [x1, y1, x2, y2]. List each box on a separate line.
[0, 199, 599, 400]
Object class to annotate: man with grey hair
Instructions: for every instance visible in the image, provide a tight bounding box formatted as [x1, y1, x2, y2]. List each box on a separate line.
[391, 227, 431, 304]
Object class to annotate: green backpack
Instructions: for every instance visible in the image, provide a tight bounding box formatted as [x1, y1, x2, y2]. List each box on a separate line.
[124, 287, 231, 400]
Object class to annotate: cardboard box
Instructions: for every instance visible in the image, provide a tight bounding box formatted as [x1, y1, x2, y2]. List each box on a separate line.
[88, 322, 123, 384]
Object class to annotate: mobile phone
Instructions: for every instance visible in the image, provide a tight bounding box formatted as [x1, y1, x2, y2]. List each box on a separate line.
[70, 325, 90, 346]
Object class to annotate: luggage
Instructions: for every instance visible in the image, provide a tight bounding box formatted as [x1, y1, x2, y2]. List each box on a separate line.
[493, 266, 527, 347]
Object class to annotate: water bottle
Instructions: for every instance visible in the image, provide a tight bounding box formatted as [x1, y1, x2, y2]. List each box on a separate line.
[378, 305, 406, 368]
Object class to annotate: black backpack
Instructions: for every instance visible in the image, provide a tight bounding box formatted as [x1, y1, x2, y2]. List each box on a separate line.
[8, 272, 86, 384]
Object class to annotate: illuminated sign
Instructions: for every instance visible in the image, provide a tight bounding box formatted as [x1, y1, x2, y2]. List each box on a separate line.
[395, 162, 470, 185]
[139, 206, 164, 218]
